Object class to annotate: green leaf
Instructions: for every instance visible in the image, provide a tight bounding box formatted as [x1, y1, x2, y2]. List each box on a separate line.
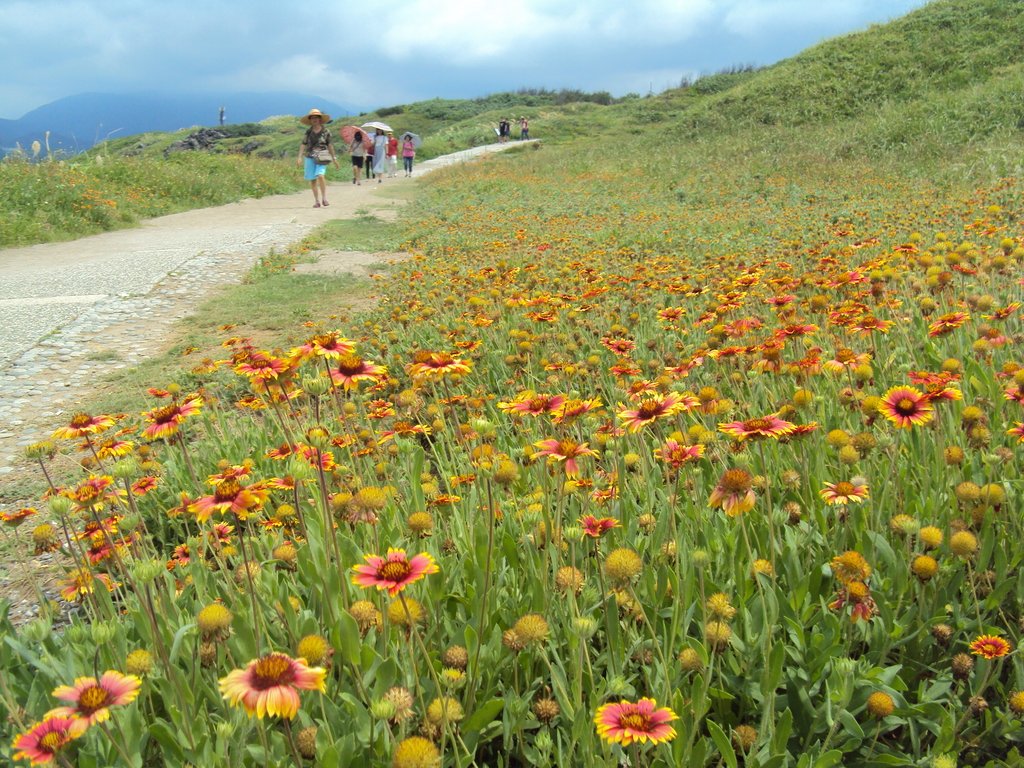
[813, 750, 845, 768]
[336, 610, 362, 667]
[463, 697, 504, 733]
[168, 622, 196, 666]
[707, 720, 738, 768]
[149, 720, 188, 763]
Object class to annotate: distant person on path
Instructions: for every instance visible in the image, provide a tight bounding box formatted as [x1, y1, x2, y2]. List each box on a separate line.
[219, 106, 226, 126]
[498, 118, 510, 143]
[372, 128, 388, 183]
[386, 131, 399, 177]
[402, 134, 416, 176]
[349, 130, 367, 184]
[519, 116, 529, 140]
[297, 108, 338, 207]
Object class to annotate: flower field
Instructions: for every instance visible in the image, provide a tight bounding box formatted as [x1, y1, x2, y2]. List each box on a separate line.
[2, 134, 1024, 767]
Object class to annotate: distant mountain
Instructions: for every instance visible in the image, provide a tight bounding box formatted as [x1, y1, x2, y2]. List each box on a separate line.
[0, 92, 355, 156]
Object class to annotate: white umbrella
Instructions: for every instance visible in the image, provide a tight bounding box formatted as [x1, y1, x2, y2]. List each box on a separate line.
[400, 132, 422, 148]
[361, 121, 393, 132]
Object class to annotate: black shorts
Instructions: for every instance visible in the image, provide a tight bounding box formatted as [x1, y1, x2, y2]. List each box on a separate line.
[351, 156, 364, 168]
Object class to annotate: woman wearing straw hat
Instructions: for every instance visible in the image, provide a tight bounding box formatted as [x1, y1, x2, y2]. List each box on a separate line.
[296, 108, 339, 208]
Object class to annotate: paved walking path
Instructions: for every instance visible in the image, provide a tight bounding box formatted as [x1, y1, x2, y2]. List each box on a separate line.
[0, 141, 533, 478]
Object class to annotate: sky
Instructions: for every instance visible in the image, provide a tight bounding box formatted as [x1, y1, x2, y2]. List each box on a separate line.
[0, 0, 931, 119]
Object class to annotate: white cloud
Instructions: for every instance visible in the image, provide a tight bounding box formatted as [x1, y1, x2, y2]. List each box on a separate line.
[721, 0, 887, 38]
[378, 0, 714, 62]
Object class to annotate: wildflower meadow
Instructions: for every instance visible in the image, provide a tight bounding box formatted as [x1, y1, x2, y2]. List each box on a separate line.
[4, 10, 1024, 764]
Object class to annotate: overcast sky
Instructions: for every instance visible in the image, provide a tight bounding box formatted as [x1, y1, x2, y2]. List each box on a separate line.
[1, 0, 930, 119]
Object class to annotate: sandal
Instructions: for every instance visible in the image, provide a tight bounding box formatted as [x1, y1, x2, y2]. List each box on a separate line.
[313, 202, 321, 208]
[322, 200, 329, 207]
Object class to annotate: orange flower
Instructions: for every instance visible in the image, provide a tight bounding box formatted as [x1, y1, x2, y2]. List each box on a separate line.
[219, 653, 326, 719]
[328, 352, 387, 391]
[708, 468, 756, 517]
[719, 414, 796, 441]
[617, 393, 695, 432]
[352, 549, 439, 596]
[969, 634, 1012, 660]
[928, 311, 970, 337]
[830, 551, 871, 584]
[48, 671, 142, 726]
[820, 479, 869, 505]
[878, 386, 934, 428]
[51, 412, 115, 440]
[406, 351, 472, 380]
[533, 438, 598, 477]
[11, 716, 88, 765]
[580, 515, 620, 538]
[497, 391, 567, 417]
[291, 331, 356, 361]
[141, 394, 203, 440]
[191, 478, 270, 522]
[234, 351, 290, 381]
[653, 439, 704, 470]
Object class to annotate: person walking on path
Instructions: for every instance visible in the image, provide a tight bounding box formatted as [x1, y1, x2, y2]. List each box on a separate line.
[349, 130, 367, 184]
[401, 134, 416, 176]
[371, 128, 388, 183]
[386, 131, 399, 177]
[519, 116, 529, 140]
[297, 108, 339, 207]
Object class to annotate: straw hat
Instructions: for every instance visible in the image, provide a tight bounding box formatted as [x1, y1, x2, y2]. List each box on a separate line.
[300, 108, 332, 125]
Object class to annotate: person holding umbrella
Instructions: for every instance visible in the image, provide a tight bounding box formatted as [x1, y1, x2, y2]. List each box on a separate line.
[296, 108, 338, 207]
[371, 128, 388, 183]
[348, 129, 367, 184]
[401, 132, 419, 177]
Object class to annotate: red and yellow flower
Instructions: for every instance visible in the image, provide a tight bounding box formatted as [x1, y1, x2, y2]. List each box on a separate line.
[820, 479, 869, 505]
[708, 468, 756, 517]
[532, 438, 598, 477]
[594, 698, 678, 746]
[219, 652, 326, 719]
[719, 414, 796, 441]
[878, 386, 934, 429]
[11, 716, 88, 765]
[969, 634, 1012, 660]
[48, 671, 142, 726]
[352, 548, 439, 596]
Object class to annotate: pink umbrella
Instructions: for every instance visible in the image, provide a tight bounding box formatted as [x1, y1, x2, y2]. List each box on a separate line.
[339, 125, 373, 150]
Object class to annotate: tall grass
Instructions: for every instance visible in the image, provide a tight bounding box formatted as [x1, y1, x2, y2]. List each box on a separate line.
[0, 154, 300, 248]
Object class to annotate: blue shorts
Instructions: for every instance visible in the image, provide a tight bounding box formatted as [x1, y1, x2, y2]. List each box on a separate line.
[304, 157, 328, 181]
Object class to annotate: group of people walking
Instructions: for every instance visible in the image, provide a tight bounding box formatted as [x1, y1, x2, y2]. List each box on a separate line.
[297, 108, 417, 208]
[497, 116, 529, 142]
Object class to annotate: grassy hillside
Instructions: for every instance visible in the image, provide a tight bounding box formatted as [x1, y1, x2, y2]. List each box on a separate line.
[3, 0, 1023, 249]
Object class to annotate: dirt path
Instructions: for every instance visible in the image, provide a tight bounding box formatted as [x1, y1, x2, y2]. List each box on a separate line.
[0, 141, 531, 481]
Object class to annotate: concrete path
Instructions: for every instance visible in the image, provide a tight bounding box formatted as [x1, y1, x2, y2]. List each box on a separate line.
[0, 140, 532, 477]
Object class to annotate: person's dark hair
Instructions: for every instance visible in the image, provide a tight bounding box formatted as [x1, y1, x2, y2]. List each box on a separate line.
[354, 131, 363, 141]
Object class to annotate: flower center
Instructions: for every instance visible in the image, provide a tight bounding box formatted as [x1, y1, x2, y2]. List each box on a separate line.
[335, 354, 365, 375]
[214, 479, 242, 502]
[619, 712, 651, 731]
[39, 732, 66, 753]
[152, 404, 180, 424]
[252, 654, 294, 689]
[896, 398, 916, 414]
[744, 418, 772, 432]
[833, 481, 855, 496]
[70, 413, 93, 428]
[836, 349, 854, 363]
[379, 560, 412, 582]
[720, 469, 753, 493]
[78, 684, 111, 714]
[635, 401, 661, 419]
